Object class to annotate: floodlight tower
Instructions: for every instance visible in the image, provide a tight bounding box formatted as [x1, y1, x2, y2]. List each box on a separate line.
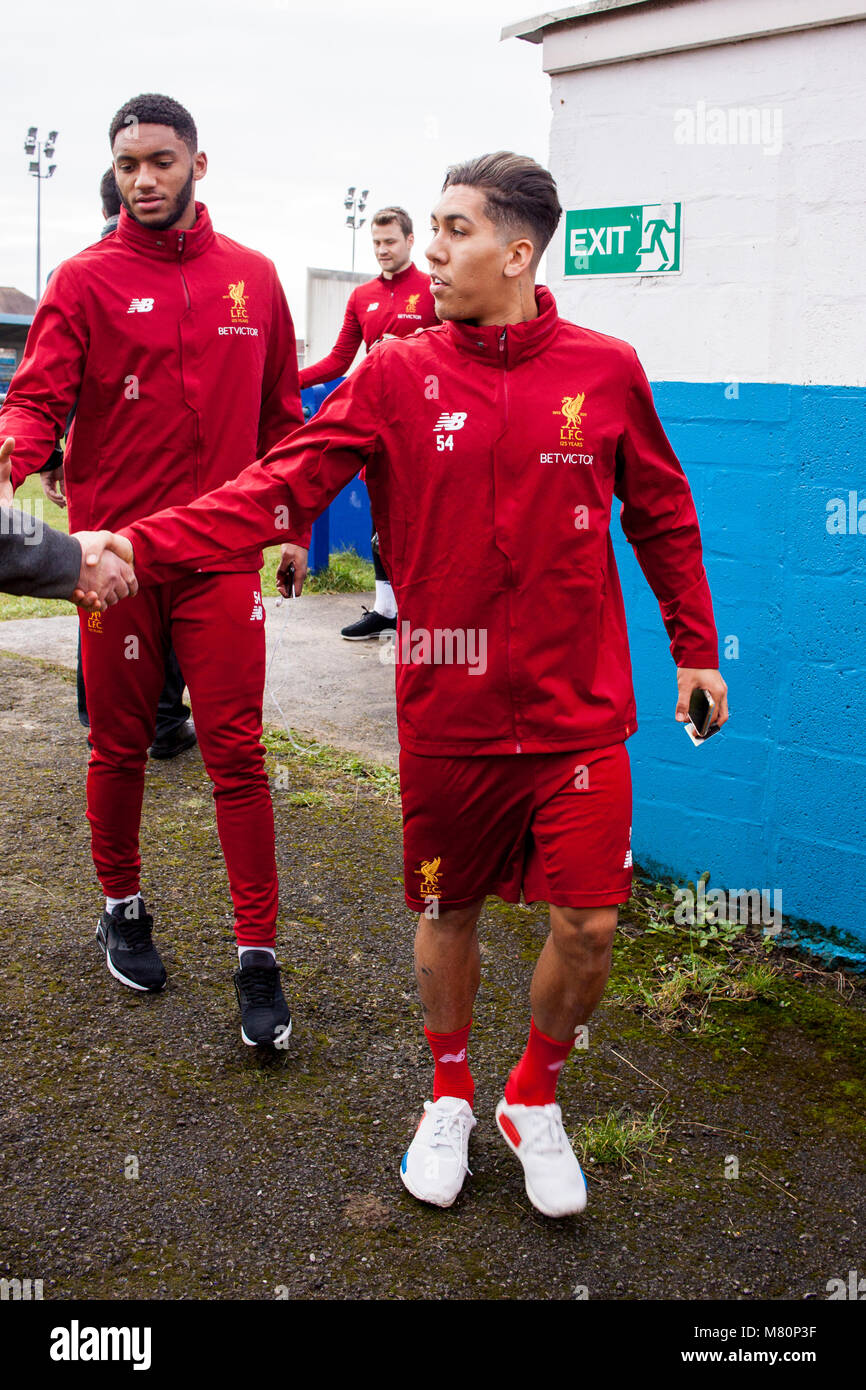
[24, 126, 59, 301]
[344, 185, 369, 272]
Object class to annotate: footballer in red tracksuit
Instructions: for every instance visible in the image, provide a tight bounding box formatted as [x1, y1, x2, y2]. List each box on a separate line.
[118, 160, 725, 1212]
[122, 276, 719, 919]
[0, 199, 304, 963]
[123, 282, 718, 764]
[299, 260, 437, 389]
[300, 212, 437, 639]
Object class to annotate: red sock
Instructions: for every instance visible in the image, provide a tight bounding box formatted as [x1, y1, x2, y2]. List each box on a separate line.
[505, 1019, 574, 1107]
[424, 1021, 474, 1107]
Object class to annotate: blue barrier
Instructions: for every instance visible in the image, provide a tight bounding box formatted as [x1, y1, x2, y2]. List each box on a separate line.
[301, 381, 373, 572]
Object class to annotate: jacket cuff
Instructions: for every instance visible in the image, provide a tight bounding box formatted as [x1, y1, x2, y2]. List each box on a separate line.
[675, 651, 720, 670]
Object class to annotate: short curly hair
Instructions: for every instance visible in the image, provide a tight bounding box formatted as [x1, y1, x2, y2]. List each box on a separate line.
[109, 94, 197, 153]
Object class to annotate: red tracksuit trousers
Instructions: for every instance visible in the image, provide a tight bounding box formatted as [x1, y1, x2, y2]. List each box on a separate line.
[79, 571, 278, 948]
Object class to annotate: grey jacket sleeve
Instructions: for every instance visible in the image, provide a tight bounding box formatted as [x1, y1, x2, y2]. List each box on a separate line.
[0, 509, 81, 599]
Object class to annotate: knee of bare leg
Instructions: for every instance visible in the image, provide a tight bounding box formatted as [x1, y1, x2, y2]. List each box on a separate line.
[551, 904, 618, 954]
[416, 899, 483, 936]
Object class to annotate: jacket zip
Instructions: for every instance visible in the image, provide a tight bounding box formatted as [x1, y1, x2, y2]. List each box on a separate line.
[177, 232, 190, 307]
[176, 232, 199, 495]
[498, 330, 522, 753]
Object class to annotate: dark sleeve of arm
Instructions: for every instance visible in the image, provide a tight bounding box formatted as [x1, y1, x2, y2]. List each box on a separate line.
[0, 264, 88, 492]
[297, 295, 364, 389]
[0, 513, 81, 598]
[121, 352, 385, 585]
[614, 350, 719, 668]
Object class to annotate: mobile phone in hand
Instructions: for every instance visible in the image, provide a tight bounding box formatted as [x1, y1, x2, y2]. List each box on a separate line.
[683, 687, 721, 746]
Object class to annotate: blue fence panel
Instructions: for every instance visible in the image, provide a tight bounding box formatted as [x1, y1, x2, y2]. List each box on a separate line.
[302, 381, 372, 571]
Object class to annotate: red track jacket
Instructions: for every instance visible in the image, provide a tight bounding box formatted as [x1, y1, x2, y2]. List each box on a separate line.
[124, 286, 719, 756]
[299, 261, 437, 388]
[1, 202, 304, 568]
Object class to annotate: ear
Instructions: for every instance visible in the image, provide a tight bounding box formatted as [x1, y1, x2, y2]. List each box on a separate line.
[193, 150, 208, 183]
[503, 236, 535, 280]
[407, 231, 415, 251]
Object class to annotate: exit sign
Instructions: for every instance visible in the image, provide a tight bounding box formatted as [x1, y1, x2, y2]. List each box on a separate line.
[564, 203, 682, 277]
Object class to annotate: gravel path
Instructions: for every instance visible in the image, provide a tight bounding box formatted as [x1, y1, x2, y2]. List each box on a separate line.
[0, 651, 864, 1302]
[0, 592, 399, 766]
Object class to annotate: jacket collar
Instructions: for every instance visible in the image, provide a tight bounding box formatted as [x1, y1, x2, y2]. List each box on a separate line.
[377, 260, 421, 288]
[446, 284, 559, 368]
[115, 202, 215, 261]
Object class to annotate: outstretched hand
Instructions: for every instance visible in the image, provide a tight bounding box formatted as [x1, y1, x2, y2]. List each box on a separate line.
[70, 531, 138, 612]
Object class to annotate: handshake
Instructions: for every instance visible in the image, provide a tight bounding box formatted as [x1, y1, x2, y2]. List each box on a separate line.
[1, 435, 136, 612]
[70, 530, 138, 611]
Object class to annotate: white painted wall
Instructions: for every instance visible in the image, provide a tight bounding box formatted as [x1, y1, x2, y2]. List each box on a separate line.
[305, 268, 367, 374]
[543, 18, 866, 385]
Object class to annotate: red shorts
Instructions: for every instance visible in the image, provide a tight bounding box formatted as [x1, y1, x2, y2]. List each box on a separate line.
[400, 744, 633, 913]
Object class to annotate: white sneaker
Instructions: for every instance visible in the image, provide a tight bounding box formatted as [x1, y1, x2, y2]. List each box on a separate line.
[495, 1098, 588, 1217]
[400, 1097, 476, 1208]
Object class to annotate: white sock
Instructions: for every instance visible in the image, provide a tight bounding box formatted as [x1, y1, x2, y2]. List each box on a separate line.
[106, 893, 140, 912]
[374, 580, 397, 619]
[238, 946, 276, 963]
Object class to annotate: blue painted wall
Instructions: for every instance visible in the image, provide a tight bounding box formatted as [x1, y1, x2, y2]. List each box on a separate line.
[302, 382, 372, 568]
[617, 381, 866, 965]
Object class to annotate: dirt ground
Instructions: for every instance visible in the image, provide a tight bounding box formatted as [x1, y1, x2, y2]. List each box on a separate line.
[1, 650, 864, 1303]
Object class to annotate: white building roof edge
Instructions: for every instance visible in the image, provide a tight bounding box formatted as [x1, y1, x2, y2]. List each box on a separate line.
[503, 0, 866, 62]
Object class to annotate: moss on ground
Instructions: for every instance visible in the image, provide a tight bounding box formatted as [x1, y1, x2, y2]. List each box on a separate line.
[1, 653, 865, 1300]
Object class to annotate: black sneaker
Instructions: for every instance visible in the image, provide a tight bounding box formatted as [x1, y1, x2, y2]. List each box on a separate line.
[149, 719, 197, 760]
[340, 606, 397, 641]
[233, 950, 292, 1048]
[95, 898, 167, 993]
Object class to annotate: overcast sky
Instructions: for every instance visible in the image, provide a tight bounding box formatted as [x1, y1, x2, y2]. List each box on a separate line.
[2, 0, 551, 336]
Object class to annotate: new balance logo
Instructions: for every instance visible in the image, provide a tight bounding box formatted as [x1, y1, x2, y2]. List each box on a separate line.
[127, 298, 154, 313]
[623, 825, 633, 869]
[250, 590, 264, 621]
[434, 412, 467, 431]
[367, 302, 379, 311]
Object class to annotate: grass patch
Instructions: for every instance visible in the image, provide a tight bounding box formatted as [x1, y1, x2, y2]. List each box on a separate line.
[0, 475, 71, 620]
[621, 953, 785, 1033]
[260, 546, 375, 598]
[262, 725, 399, 800]
[575, 1104, 670, 1170]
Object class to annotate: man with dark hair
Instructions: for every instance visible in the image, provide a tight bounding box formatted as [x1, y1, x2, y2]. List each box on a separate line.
[99, 167, 122, 236]
[109, 151, 728, 1216]
[298, 205, 436, 640]
[0, 93, 307, 1047]
[41, 166, 196, 754]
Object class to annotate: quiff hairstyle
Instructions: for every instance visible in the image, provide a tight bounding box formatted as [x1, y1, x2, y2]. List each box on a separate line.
[371, 206, 413, 237]
[442, 152, 562, 266]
